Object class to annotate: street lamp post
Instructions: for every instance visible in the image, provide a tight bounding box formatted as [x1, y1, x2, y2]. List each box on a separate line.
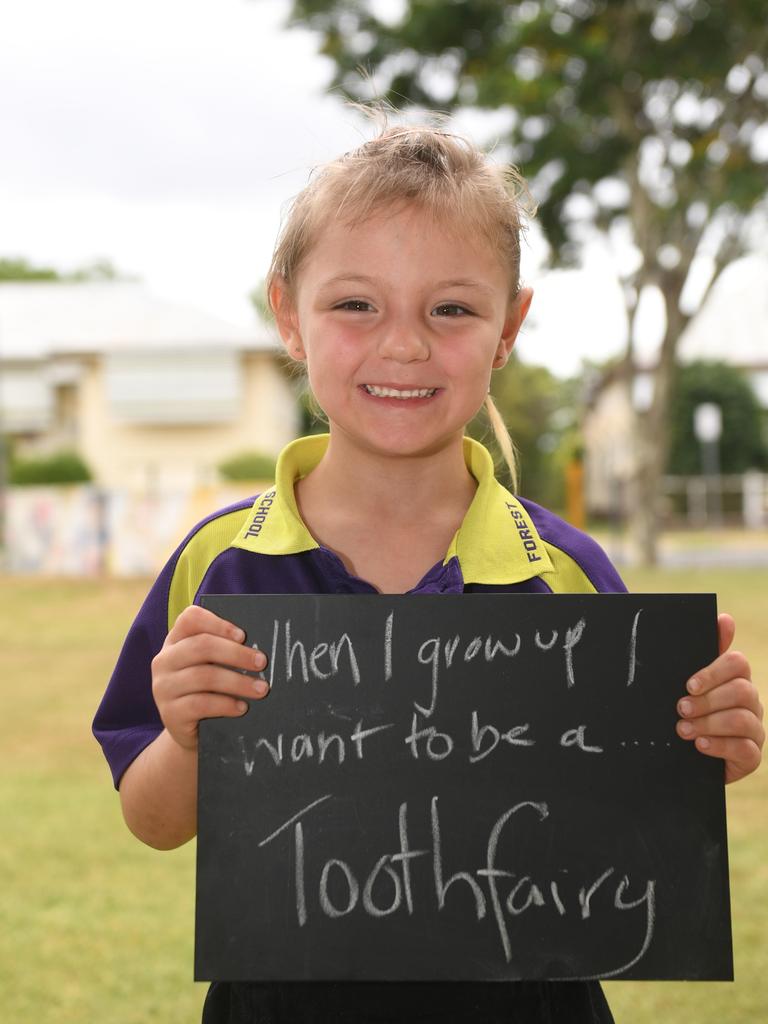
[693, 402, 723, 527]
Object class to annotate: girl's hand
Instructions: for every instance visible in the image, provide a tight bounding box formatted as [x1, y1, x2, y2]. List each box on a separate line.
[676, 613, 764, 784]
[151, 604, 269, 752]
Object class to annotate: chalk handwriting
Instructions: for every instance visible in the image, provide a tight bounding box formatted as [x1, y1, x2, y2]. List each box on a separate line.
[412, 616, 588, 717]
[534, 630, 558, 651]
[270, 618, 362, 686]
[626, 609, 643, 686]
[405, 714, 454, 761]
[239, 719, 394, 774]
[560, 725, 604, 754]
[563, 617, 586, 688]
[261, 613, 601, 718]
[384, 610, 394, 682]
[469, 711, 534, 763]
[257, 794, 657, 975]
[239, 713, 615, 775]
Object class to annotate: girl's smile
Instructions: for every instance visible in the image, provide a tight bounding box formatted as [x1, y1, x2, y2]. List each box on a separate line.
[361, 385, 437, 399]
[360, 384, 439, 404]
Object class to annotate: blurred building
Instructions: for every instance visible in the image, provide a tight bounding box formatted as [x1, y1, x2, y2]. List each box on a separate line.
[0, 281, 299, 488]
[677, 255, 768, 406]
[583, 255, 768, 516]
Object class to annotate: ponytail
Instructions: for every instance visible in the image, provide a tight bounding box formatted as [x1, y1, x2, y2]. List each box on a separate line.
[483, 393, 519, 493]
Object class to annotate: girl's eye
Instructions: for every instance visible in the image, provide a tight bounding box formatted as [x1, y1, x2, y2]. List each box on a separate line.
[334, 299, 373, 312]
[432, 303, 472, 317]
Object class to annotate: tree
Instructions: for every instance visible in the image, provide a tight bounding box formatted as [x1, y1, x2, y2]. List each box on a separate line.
[218, 451, 278, 482]
[471, 355, 577, 508]
[0, 256, 131, 281]
[249, 278, 273, 325]
[667, 361, 767, 476]
[286, 0, 768, 562]
[9, 450, 92, 486]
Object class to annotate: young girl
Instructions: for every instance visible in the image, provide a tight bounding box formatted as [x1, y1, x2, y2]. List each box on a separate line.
[94, 123, 764, 1023]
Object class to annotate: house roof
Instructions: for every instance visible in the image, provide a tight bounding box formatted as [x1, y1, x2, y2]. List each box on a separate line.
[0, 281, 277, 359]
[678, 255, 768, 368]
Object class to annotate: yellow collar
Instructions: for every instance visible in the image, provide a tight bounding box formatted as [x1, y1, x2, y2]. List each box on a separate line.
[231, 434, 553, 584]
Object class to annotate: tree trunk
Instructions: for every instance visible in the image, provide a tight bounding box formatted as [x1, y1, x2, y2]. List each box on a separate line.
[627, 409, 669, 565]
[625, 271, 689, 566]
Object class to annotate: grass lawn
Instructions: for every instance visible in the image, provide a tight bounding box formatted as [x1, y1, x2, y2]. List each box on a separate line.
[0, 570, 765, 1022]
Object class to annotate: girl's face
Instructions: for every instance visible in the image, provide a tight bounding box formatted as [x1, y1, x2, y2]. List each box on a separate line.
[273, 203, 532, 462]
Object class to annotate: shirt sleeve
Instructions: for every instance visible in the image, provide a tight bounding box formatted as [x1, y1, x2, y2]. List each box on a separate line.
[577, 533, 627, 594]
[515, 496, 627, 595]
[92, 549, 181, 788]
[93, 495, 257, 788]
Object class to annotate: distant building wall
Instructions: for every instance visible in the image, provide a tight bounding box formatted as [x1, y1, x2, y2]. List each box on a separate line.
[78, 351, 297, 489]
[582, 378, 634, 516]
[0, 280, 301, 492]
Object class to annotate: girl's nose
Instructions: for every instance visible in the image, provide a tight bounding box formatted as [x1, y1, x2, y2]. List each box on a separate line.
[376, 318, 430, 362]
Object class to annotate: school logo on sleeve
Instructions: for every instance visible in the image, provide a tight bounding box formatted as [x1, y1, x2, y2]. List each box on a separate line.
[505, 502, 543, 564]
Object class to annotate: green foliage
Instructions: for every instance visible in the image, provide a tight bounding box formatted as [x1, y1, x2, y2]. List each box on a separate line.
[217, 451, 277, 481]
[0, 257, 61, 281]
[249, 278, 273, 324]
[288, 1, 768, 266]
[469, 354, 577, 505]
[67, 258, 126, 282]
[667, 361, 767, 475]
[10, 450, 92, 486]
[0, 256, 131, 282]
[297, 388, 330, 436]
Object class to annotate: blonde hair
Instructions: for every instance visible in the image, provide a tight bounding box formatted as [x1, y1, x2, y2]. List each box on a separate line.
[268, 119, 535, 492]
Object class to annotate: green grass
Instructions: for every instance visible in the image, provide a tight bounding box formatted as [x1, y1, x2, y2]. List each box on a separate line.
[0, 572, 765, 1022]
[0, 579, 206, 1022]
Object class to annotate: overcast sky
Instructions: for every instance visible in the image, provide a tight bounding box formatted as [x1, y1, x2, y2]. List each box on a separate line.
[2, 0, 757, 377]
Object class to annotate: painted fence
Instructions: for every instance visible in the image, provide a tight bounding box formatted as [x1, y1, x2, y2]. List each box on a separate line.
[3, 472, 767, 577]
[3, 482, 266, 577]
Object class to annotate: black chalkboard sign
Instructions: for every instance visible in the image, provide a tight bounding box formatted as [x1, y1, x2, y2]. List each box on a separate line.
[195, 594, 732, 982]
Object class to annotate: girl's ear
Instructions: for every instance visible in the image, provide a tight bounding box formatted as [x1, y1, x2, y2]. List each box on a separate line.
[269, 277, 306, 361]
[493, 287, 533, 368]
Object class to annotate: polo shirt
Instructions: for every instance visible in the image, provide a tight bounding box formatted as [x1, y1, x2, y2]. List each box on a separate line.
[94, 433, 621, 1023]
[93, 433, 626, 789]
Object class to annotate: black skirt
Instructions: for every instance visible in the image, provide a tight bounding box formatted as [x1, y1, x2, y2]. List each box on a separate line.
[202, 981, 615, 1023]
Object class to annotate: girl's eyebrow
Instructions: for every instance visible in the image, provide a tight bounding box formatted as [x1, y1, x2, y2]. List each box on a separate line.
[319, 274, 494, 292]
[320, 273, 379, 288]
[433, 278, 494, 292]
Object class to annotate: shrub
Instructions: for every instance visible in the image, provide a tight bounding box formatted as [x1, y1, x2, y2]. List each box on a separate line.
[9, 450, 93, 486]
[218, 451, 277, 482]
[668, 361, 767, 475]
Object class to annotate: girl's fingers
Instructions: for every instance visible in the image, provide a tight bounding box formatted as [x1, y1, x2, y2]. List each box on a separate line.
[159, 631, 266, 676]
[168, 693, 252, 748]
[166, 604, 244, 646]
[179, 691, 251, 721]
[687, 649, 751, 695]
[161, 664, 270, 702]
[674, 613, 763, 785]
[678, 678, 763, 722]
[690, 735, 763, 786]
[716, 612, 736, 656]
[676, 707, 765, 748]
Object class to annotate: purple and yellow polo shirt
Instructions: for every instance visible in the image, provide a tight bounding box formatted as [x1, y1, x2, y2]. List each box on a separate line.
[93, 434, 625, 787]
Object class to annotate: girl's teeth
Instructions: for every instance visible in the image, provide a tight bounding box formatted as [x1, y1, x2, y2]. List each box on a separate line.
[364, 385, 436, 399]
